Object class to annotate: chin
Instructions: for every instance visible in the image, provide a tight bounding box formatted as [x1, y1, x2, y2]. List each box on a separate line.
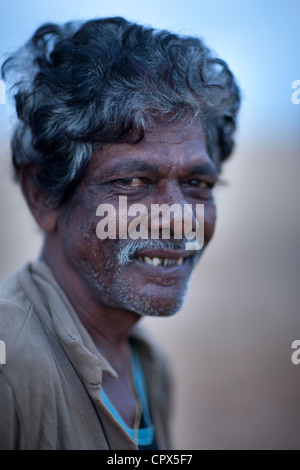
[121, 287, 188, 318]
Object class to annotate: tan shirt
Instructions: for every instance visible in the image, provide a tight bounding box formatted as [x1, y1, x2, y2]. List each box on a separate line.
[0, 261, 173, 450]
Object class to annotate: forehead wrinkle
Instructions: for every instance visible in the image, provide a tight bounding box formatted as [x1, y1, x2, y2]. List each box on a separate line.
[96, 159, 161, 180]
[145, 119, 206, 144]
[87, 121, 209, 180]
[90, 147, 213, 182]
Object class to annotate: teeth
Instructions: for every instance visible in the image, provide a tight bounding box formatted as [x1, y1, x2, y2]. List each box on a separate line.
[137, 256, 184, 267]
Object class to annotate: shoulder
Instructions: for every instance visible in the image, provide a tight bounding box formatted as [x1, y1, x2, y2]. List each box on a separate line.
[0, 267, 33, 352]
[0, 266, 53, 378]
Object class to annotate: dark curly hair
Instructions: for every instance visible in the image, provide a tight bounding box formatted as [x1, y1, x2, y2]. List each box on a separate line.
[2, 17, 240, 206]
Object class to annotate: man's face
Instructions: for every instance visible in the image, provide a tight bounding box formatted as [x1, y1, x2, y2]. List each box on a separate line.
[59, 120, 218, 317]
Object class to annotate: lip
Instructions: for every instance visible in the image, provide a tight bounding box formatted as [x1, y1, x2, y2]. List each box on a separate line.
[129, 251, 197, 279]
[134, 257, 187, 270]
[124, 253, 193, 289]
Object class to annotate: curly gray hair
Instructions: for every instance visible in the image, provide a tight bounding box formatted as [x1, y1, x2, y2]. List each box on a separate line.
[2, 17, 240, 206]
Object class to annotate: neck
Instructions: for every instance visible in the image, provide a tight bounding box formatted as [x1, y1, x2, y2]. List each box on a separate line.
[41, 237, 141, 362]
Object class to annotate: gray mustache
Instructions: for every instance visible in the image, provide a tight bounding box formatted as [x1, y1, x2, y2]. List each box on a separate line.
[117, 239, 187, 266]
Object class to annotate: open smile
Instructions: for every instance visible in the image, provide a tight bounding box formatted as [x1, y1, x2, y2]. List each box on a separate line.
[137, 255, 184, 266]
[131, 248, 197, 269]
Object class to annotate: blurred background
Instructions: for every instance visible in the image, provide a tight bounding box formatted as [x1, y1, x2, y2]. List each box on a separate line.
[0, 0, 299, 450]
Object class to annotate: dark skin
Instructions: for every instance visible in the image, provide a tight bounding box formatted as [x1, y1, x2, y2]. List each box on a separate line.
[21, 120, 218, 427]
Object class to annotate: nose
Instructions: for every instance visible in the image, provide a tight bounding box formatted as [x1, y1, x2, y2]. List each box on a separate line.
[149, 181, 202, 248]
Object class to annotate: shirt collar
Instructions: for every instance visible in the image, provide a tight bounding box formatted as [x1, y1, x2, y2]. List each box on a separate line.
[19, 260, 118, 385]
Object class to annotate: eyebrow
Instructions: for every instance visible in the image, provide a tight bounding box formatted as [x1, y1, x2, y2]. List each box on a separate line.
[95, 159, 161, 181]
[93, 156, 218, 182]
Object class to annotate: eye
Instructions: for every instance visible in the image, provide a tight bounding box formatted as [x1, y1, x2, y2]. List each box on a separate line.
[181, 178, 215, 200]
[187, 179, 211, 188]
[115, 177, 144, 187]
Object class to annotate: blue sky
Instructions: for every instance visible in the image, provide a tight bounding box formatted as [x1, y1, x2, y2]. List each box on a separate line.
[0, 0, 299, 146]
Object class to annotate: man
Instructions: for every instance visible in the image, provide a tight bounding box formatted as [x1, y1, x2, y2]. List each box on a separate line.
[0, 17, 240, 449]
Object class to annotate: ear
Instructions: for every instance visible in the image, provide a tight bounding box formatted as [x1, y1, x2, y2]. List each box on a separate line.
[20, 165, 59, 232]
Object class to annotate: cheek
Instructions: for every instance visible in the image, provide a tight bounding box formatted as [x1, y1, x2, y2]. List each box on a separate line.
[60, 206, 99, 258]
[204, 202, 217, 242]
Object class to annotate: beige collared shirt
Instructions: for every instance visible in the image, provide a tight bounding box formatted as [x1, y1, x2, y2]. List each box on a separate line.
[0, 261, 172, 450]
